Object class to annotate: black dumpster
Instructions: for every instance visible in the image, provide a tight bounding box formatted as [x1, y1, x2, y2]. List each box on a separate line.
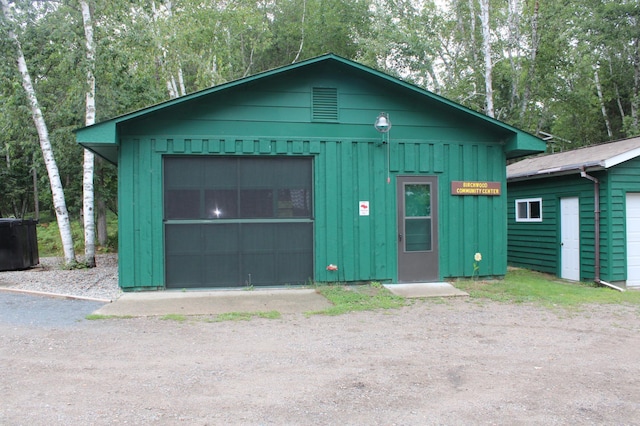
[0, 219, 39, 271]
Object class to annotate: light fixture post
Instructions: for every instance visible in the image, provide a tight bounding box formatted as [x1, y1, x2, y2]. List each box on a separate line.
[374, 112, 392, 183]
[374, 112, 391, 143]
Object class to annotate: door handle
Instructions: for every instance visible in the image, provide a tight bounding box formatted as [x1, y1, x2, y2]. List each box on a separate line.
[399, 233, 403, 242]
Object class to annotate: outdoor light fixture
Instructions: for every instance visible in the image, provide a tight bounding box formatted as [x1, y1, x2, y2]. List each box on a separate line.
[374, 112, 391, 133]
[374, 112, 392, 183]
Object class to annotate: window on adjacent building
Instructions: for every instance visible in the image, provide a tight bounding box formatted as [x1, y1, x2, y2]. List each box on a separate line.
[515, 198, 542, 222]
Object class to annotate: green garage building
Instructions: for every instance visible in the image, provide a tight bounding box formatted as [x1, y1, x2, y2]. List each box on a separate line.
[76, 54, 545, 291]
[507, 137, 640, 288]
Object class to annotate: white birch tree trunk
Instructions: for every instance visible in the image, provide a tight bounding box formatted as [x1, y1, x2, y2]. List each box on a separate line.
[292, 0, 306, 63]
[80, 0, 96, 267]
[479, 0, 495, 117]
[166, 76, 178, 99]
[609, 59, 626, 120]
[1, 0, 76, 264]
[178, 65, 186, 96]
[594, 67, 613, 139]
[151, 0, 185, 99]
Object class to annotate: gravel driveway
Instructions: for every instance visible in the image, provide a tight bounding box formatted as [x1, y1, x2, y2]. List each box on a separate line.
[1, 257, 640, 425]
[0, 254, 120, 301]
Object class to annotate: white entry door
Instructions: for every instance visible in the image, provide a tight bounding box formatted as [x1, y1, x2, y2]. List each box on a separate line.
[626, 193, 640, 287]
[561, 197, 580, 281]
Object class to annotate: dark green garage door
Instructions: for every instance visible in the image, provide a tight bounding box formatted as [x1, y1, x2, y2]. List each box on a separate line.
[164, 156, 313, 288]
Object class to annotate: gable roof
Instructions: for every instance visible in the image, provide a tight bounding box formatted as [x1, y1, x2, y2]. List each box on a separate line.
[76, 53, 545, 164]
[507, 136, 640, 181]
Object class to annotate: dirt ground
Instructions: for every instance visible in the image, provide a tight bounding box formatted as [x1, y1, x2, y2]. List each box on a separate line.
[2, 297, 640, 425]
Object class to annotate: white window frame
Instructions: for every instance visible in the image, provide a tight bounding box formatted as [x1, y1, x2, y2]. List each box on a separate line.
[515, 198, 543, 222]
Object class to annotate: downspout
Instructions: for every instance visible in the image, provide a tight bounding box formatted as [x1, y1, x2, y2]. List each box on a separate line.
[580, 168, 625, 292]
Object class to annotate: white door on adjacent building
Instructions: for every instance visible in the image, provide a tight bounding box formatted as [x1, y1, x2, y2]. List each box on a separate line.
[561, 197, 580, 281]
[626, 193, 640, 287]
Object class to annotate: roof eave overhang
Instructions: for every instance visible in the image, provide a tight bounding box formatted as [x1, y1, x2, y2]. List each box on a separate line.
[603, 146, 640, 168]
[504, 133, 547, 159]
[507, 162, 606, 182]
[79, 142, 118, 165]
[76, 121, 118, 164]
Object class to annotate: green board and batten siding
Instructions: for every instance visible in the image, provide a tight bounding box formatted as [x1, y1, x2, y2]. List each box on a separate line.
[78, 55, 544, 291]
[508, 155, 640, 284]
[118, 140, 507, 290]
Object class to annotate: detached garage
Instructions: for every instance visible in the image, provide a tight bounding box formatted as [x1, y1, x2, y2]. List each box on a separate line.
[77, 54, 545, 291]
[507, 137, 640, 288]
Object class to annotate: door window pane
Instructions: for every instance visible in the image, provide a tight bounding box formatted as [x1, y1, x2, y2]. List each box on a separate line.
[405, 218, 432, 252]
[405, 184, 431, 217]
[404, 183, 432, 252]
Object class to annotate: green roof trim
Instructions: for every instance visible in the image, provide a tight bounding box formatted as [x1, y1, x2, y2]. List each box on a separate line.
[75, 53, 545, 163]
[75, 121, 116, 144]
[504, 132, 549, 160]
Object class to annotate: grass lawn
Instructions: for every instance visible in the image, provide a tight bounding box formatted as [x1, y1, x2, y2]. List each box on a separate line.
[455, 268, 640, 308]
[315, 269, 640, 316]
[313, 282, 406, 315]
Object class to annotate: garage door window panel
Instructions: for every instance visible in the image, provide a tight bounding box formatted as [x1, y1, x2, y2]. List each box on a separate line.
[165, 190, 201, 219]
[240, 189, 274, 218]
[205, 189, 238, 218]
[278, 189, 312, 217]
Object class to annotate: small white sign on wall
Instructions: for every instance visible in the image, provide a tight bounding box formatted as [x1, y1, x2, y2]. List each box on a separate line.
[359, 201, 370, 216]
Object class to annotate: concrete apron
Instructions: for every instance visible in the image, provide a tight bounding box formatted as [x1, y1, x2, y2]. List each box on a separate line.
[93, 289, 333, 317]
[94, 283, 468, 317]
[383, 282, 469, 298]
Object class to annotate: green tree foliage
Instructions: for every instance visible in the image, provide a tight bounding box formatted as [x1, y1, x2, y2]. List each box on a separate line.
[261, 0, 371, 67]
